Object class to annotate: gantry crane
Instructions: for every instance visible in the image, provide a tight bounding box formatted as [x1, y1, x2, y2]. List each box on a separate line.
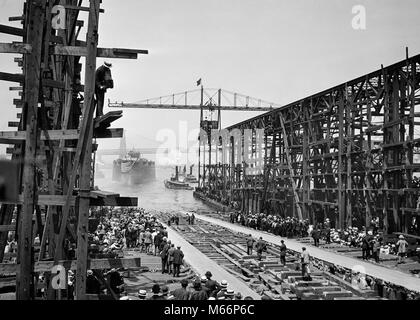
[108, 86, 281, 189]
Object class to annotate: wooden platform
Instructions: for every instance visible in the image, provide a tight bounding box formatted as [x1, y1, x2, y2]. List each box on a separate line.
[0, 257, 141, 274]
[94, 111, 122, 130]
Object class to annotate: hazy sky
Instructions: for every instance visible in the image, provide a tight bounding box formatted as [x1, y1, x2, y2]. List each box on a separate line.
[1, 0, 420, 163]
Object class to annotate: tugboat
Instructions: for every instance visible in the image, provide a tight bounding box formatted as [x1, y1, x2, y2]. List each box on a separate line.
[113, 150, 156, 185]
[181, 165, 198, 183]
[164, 166, 193, 190]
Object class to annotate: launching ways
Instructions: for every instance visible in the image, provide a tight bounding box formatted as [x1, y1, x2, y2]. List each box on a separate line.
[163, 221, 261, 299]
[195, 213, 420, 294]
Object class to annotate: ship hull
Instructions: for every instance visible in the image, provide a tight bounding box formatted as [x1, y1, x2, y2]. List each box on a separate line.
[164, 179, 193, 190]
[112, 158, 156, 185]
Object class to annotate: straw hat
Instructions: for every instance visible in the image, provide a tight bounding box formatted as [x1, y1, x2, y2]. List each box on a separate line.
[226, 289, 235, 296]
[138, 289, 147, 298]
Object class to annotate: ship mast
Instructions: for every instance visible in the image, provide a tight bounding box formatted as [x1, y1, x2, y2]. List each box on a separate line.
[119, 130, 127, 158]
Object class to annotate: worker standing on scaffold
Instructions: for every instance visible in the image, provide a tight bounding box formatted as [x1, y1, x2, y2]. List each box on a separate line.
[95, 61, 114, 118]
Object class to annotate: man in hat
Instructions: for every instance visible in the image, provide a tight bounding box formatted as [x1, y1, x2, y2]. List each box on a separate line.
[161, 285, 170, 300]
[154, 231, 163, 256]
[396, 235, 409, 264]
[234, 292, 243, 300]
[205, 271, 221, 298]
[189, 280, 208, 300]
[200, 276, 210, 298]
[107, 268, 125, 295]
[372, 236, 381, 263]
[94, 61, 114, 118]
[160, 238, 170, 274]
[311, 227, 320, 247]
[171, 279, 190, 300]
[216, 280, 228, 299]
[279, 240, 287, 266]
[148, 283, 165, 300]
[167, 243, 176, 274]
[255, 237, 267, 261]
[225, 289, 235, 300]
[246, 234, 255, 255]
[172, 245, 184, 277]
[300, 247, 311, 280]
[138, 289, 147, 300]
[86, 270, 101, 294]
[362, 233, 370, 260]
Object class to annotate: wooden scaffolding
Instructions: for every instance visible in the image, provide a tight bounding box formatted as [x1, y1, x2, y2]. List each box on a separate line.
[0, 0, 147, 300]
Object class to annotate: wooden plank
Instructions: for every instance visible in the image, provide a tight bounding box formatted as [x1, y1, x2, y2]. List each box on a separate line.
[74, 0, 100, 301]
[209, 243, 254, 277]
[2, 194, 137, 207]
[17, 0, 45, 300]
[13, 98, 23, 106]
[94, 128, 124, 139]
[0, 139, 21, 145]
[52, 45, 148, 58]
[42, 78, 65, 89]
[89, 196, 138, 207]
[6, 147, 18, 154]
[0, 42, 31, 54]
[90, 190, 120, 199]
[44, 100, 61, 108]
[0, 72, 24, 83]
[0, 25, 24, 37]
[8, 122, 19, 128]
[279, 114, 303, 220]
[0, 258, 142, 274]
[9, 86, 22, 91]
[0, 130, 80, 141]
[64, 4, 105, 13]
[94, 111, 122, 129]
[8, 16, 24, 21]
[0, 225, 15, 232]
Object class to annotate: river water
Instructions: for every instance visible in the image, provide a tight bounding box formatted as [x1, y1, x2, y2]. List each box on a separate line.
[94, 166, 212, 213]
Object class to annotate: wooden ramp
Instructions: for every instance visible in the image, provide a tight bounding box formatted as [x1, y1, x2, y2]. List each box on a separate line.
[163, 222, 261, 300]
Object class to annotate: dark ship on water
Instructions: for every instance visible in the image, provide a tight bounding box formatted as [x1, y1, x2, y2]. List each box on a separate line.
[112, 150, 156, 185]
[180, 164, 198, 183]
[164, 166, 194, 190]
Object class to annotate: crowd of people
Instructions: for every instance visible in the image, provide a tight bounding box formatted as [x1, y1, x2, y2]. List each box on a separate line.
[310, 257, 420, 300]
[229, 211, 416, 265]
[133, 272, 254, 301]
[89, 207, 164, 255]
[12, 205, 419, 300]
[230, 212, 311, 238]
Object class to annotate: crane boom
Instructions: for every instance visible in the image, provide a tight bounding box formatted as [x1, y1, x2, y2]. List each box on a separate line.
[108, 102, 274, 112]
[108, 88, 281, 112]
